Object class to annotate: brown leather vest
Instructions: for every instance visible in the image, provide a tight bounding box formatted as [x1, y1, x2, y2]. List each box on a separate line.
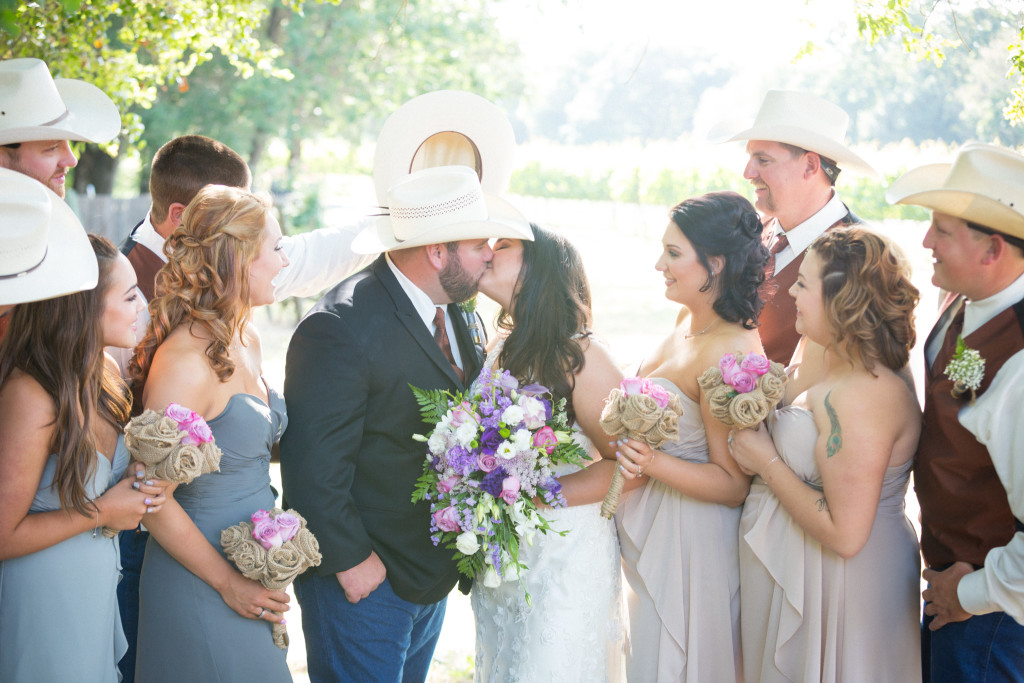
[758, 211, 859, 365]
[916, 294, 1024, 567]
[123, 239, 164, 302]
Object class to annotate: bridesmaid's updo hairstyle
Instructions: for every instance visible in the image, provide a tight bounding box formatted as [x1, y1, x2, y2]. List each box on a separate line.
[497, 223, 590, 424]
[669, 191, 769, 328]
[131, 185, 271, 386]
[810, 228, 919, 372]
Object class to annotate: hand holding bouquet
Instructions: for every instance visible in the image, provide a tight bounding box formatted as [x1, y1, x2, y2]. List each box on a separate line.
[104, 403, 221, 537]
[599, 377, 684, 519]
[698, 352, 787, 428]
[220, 508, 322, 649]
[411, 368, 591, 599]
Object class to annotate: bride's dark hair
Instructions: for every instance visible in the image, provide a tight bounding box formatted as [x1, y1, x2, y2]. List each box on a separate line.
[496, 224, 590, 423]
[669, 191, 769, 328]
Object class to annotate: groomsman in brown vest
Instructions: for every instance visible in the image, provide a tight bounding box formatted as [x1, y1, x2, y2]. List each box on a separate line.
[888, 142, 1024, 681]
[712, 90, 878, 364]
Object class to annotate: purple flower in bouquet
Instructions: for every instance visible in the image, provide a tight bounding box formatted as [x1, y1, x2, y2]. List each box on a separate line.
[480, 426, 503, 455]
[480, 467, 507, 499]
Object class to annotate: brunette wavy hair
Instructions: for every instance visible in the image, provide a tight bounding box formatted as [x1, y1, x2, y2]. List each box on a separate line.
[496, 224, 591, 423]
[811, 228, 919, 372]
[130, 185, 271, 386]
[668, 191, 769, 328]
[0, 235, 131, 515]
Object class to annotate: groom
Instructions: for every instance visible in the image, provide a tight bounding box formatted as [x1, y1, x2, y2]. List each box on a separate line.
[280, 165, 532, 682]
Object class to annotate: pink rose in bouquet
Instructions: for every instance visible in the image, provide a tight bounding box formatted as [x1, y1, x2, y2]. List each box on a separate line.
[274, 512, 301, 543]
[252, 512, 285, 550]
[181, 417, 214, 446]
[647, 382, 672, 409]
[437, 476, 460, 494]
[500, 476, 521, 504]
[433, 506, 460, 533]
[477, 453, 499, 473]
[532, 426, 558, 454]
[740, 352, 771, 375]
[165, 403, 199, 428]
[620, 376, 646, 396]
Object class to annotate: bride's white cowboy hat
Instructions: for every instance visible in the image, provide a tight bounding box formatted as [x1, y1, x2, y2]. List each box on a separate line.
[0, 168, 98, 306]
[709, 89, 878, 177]
[0, 58, 121, 145]
[353, 165, 533, 254]
[372, 90, 516, 206]
[886, 142, 1024, 241]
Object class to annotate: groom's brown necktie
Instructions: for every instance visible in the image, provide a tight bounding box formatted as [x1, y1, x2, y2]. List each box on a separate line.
[766, 231, 790, 279]
[433, 306, 464, 383]
[932, 298, 966, 372]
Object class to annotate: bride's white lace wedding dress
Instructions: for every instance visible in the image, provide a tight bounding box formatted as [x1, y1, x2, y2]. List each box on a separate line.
[470, 340, 624, 682]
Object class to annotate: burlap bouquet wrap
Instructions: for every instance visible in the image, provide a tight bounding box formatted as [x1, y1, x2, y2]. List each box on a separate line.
[102, 410, 222, 537]
[599, 388, 684, 519]
[220, 508, 322, 649]
[697, 360, 787, 429]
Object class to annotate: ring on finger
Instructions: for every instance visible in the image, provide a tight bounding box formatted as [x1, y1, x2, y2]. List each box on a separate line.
[146, 506, 154, 514]
[727, 433, 734, 446]
[257, 607, 265, 618]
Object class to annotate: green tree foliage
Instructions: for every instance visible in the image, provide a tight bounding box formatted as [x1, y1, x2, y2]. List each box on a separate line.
[137, 0, 523, 189]
[848, 0, 1024, 126]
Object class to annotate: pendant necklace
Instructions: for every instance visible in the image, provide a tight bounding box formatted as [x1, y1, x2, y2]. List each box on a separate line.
[684, 318, 719, 339]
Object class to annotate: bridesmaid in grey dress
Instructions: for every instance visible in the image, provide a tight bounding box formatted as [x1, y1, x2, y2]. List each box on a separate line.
[730, 228, 922, 682]
[0, 236, 161, 681]
[614, 192, 769, 681]
[130, 186, 293, 682]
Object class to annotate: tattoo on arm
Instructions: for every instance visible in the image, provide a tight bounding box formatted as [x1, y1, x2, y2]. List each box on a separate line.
[816, 497, 829, 512]
[824, 390, 842, 458]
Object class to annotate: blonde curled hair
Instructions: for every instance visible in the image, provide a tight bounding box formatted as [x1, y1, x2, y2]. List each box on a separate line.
[130, 185, 271, 385]
[811, 227, 919, 373]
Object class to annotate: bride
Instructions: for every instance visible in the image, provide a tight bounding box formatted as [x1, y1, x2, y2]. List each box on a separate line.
[473, 223, 625, 682]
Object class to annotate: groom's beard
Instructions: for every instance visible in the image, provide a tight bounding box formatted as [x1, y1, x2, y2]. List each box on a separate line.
[440, 252, 480, 303]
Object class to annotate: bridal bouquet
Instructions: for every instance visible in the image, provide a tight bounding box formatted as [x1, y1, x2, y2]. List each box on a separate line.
[221, 508, 322, 649]
[698, 351, 787, 428]
[599, 377, 685, 518]
[410, 368, 591, 595]
[104, 403, 222, 537]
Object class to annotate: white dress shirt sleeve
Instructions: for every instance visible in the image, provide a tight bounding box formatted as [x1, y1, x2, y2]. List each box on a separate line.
[957, 349, 1024, 624]
[273, 218, 377, 300]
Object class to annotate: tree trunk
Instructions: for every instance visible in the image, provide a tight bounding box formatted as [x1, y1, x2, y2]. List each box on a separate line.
[72, 145, 119, 195]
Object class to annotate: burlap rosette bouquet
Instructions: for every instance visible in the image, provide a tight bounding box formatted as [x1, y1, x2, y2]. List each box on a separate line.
[102, 403, 221, 537]
[220, 508, 322, 649]
[599, 377, 684, 519]
[697, 352, 787, 429]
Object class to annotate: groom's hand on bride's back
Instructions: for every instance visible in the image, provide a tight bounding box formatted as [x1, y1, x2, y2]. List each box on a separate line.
[336, 550, 387, 603]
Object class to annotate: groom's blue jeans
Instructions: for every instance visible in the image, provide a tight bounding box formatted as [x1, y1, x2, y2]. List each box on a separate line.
[922, 608, 1024, 682]
[294, 572, 446, 683]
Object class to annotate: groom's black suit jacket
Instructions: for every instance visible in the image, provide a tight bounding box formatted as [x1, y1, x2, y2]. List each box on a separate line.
[280, 255, 481, 605]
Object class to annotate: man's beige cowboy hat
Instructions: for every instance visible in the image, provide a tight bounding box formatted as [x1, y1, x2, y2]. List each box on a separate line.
[353, 165, 532, 254]
[0, 58, 120, 145]
[373, 90, 516, 206]
[710, 89, 878, 177]
[0, 168, 98, 306]
[886, 142, 1024, 241]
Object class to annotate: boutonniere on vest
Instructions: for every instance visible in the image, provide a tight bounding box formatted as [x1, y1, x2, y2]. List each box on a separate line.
[944, 336, 985, 404]
[459, 296, 483, 346]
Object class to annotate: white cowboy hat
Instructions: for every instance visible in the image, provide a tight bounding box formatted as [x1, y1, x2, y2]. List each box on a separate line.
[353, 165, 533, 254]
[886, 142, 1024, 241]
[0, 168, 98, 305]
[709, 89, 878, 177]
[0, 58, 121, 145]
[372, 90, 516, 206]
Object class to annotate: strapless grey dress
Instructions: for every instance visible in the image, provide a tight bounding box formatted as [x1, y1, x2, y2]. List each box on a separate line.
[739, 405, 920, 682]
[134, 390, 290, 683]
[0, 437, 129, 682]
[615, 379, 742, 682]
